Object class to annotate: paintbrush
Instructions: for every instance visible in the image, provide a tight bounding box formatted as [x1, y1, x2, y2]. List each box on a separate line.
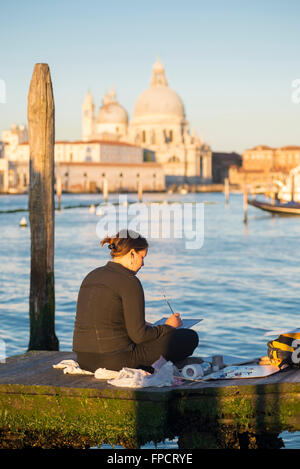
[162, 290, 176, 316]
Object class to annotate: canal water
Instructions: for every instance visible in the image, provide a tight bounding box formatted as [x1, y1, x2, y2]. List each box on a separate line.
[0, 191, 299, 449]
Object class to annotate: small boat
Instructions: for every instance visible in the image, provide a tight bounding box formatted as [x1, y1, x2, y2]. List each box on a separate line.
[248, 198, 300, 215]
[19, 217, 28, 227]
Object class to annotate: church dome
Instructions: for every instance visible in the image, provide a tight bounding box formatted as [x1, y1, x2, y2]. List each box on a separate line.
[132, 60, 185, 122]
[133, 87, 185, 119]
[97, 87, 128, 125]
[97, 103, 128, 124]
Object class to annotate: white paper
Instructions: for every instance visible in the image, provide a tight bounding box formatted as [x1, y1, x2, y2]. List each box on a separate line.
[153, 318, 203, 329]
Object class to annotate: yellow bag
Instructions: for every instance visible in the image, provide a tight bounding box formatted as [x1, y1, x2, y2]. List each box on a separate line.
[268, 332, 300, 368]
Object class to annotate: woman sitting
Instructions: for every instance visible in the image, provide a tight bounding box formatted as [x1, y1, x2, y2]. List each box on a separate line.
[73, 230, 199, 372]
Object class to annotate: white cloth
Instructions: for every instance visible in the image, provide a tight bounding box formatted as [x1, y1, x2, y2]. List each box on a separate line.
[53, 359, 93, 375]
[94, 368, 120, 380]
[53, 356, 184, 388]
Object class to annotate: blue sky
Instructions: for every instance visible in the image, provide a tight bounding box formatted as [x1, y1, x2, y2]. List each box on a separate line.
[0, 0, 300, 152]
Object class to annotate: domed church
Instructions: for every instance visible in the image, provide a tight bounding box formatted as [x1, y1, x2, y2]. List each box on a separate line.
[82, 60, 212, 184]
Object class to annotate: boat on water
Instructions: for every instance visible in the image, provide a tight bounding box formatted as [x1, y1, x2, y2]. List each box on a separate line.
[275, 165, 300, 203]
[248, 198, 300, 215]
[248, 165, 300, 215]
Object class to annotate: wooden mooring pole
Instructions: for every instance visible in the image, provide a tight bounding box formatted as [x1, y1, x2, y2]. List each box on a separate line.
[291, 173, 295, 202]
[224, 177, 229, 206]
[138, 180, 143, 202]
[243, 186, 248, 224]
[102, 177, 108, 203]
[28, 63, 59, 351]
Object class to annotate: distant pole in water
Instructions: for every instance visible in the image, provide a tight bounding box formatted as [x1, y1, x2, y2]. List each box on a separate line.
[291, 173, 295, 202]
[224, 177, 229, 206]
[138, 179, 143, 202]
[243, 186, 248, 224]
[27, 63, 59, 351]
[102, 177, 108, 203]
[56, 176, 62, 211]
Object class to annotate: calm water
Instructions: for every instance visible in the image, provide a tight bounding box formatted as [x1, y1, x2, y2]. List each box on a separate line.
[0, 191, 299, 449]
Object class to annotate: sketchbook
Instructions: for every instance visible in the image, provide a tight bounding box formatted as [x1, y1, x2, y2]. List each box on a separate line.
[153, 318, 203, 329]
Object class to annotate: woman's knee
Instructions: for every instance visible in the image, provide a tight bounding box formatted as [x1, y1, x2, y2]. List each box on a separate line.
[176, 328, 199, 347]
[189, 329, 199, 348]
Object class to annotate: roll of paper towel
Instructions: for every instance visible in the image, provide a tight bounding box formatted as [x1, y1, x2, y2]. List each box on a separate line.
[181, 364, 204, 379]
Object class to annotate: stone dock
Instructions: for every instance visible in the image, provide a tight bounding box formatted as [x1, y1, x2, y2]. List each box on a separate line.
[0, 351, 300, 449]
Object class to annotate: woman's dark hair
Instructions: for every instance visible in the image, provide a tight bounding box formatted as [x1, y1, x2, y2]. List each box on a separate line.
[101, 229, 148, 258]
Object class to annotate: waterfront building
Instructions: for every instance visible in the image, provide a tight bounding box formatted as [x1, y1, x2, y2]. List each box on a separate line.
[0, 142, 8, 192]
[0, 141, 4, 158]
[0, 125, 164, 193]
[82, 60, 212, 184]
[1, 60, 212, 193]
[229, 145, 300, 188]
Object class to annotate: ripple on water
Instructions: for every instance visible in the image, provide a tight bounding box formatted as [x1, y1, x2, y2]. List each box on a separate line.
[1, 192, 300, 448]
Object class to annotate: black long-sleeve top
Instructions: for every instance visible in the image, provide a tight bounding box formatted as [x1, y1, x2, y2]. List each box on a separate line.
[73, 261, 174, 354]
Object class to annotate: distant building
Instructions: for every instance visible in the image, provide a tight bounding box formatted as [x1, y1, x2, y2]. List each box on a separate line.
[0, 125, 165, 193]
[2, 124, 28, 146]
[1, 60, 213, 192]
[229, 145, 300, 188]
[212, 152, 242, 183]
[82, 60, 212, 184]
[0, 141, 4, 158]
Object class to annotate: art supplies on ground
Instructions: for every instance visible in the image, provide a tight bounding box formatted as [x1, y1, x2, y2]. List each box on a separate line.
[203, 364, 280, 380]
[202, 355, 259, 367]
[178, 363, 280, 382]
[180, 363, 204, 379]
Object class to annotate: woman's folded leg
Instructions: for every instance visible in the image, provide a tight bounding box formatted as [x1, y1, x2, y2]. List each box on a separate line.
[132, 328, 199, 368]
[76, 328, 199, 372]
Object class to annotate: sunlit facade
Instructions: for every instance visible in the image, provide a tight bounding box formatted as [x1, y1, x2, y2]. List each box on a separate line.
[82, 60, 212, 184]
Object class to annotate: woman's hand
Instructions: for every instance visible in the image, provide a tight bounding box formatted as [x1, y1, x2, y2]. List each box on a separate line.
[165, 313, 183, 328]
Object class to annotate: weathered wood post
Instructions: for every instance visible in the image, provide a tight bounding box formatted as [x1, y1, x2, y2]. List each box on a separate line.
[28, 63, 59, 351]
